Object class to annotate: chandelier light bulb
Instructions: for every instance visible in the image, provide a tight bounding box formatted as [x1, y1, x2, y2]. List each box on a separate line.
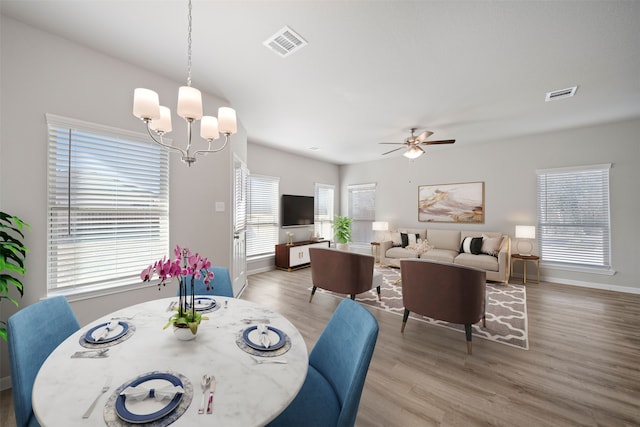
[200, 116, 219, 140]
[149, 106, 173, 134]
[177, 86, 203, 120]
[133, 88, 160, 120]
[218, 107, 237, 135]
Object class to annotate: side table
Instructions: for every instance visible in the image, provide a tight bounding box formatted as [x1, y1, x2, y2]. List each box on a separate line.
[511, 254, 540, 284]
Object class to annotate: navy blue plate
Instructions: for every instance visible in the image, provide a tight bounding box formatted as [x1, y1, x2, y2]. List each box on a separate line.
[186, 296, 216, 311]
[84, 321, 129, 344]
[242, 326, 286, 351]
[115, 373, 183, 423]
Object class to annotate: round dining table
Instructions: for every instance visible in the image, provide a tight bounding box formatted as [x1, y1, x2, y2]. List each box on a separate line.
[32, 296, 308, 426]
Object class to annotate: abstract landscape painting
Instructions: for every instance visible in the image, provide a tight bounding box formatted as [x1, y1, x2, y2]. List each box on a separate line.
[418, 182, 485, 223]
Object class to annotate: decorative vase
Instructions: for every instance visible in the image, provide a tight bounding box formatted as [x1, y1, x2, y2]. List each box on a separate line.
[173, 324, 197, 341]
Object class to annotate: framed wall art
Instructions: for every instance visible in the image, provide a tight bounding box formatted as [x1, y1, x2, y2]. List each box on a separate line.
[418, 181, 485, 223]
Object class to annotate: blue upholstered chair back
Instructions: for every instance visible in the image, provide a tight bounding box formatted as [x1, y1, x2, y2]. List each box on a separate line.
[177, 266, 234, 298]
[7, 296, 80, 427]
[268, 298, 379, 427]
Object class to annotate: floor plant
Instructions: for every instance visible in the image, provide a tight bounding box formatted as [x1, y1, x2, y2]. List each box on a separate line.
[0, 212, 30, 341]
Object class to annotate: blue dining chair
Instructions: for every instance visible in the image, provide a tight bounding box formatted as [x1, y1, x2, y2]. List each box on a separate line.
[7, 296, 80, 427]
[267, 298, 379, 427]
[177, 266, 234, 298]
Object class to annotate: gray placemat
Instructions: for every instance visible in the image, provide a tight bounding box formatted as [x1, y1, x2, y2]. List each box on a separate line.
[235, 327, 292, 357]
[103, 371, 193, 427]
[80, 322, 136, 349]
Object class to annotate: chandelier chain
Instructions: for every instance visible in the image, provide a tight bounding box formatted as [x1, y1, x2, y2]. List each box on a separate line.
[187, 0, 192, 87]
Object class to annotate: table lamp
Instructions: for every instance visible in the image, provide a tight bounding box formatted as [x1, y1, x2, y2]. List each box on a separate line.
[372, 221, 389, 242]
[515, 225, 536, 256]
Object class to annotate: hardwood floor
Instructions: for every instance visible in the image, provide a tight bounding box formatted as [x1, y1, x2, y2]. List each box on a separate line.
[2, 268, 639, 426]
[244, 268, 640, 427]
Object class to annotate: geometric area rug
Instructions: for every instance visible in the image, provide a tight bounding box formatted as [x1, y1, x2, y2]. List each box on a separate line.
[314, 265, 529, 350]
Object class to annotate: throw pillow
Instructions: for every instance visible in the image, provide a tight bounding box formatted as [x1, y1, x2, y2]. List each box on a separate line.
[460, 236, 483, 255]
[400, 232, 420, 248]
[391, 232, 402, 247]
[408, 233, 418, 246]
[481, 234, 503, 256]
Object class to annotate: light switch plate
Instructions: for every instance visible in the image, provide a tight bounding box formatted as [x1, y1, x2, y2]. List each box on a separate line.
[215, 202, 225, 212]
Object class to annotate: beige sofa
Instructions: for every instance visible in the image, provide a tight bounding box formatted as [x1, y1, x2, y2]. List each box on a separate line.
[380, 228, 511, 284]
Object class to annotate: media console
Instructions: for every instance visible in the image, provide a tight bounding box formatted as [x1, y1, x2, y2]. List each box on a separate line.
[275, 240, 330, 271]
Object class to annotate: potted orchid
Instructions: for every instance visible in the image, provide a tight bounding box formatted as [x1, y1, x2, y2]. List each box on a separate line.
[141, 245, 214, 338]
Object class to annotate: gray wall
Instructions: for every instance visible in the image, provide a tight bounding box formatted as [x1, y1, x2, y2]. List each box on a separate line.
[0, 16, 247, 385]
[246, 143, 340, 274]
[340, 118, 640, 293]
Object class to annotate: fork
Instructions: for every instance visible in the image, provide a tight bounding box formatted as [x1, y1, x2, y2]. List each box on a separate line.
[82, 376, 111, 418]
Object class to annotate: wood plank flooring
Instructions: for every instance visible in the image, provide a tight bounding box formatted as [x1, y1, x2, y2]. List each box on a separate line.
[2, 268, 639, 426]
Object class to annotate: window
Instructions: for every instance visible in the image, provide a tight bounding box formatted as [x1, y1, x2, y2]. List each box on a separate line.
[46, 114, 169, 293]
[246, 174, 280, 257]
[314, 183, 334, 240]
[536, 164, 612, 273]
[348, 183, 376, 245]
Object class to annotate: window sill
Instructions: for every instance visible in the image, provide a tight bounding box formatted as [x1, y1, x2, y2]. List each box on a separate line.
[47, 280, 160, 303]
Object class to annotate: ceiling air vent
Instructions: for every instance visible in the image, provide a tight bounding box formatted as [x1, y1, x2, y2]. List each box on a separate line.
[263, 26, 307, 58]
[545, 86, 578, 102]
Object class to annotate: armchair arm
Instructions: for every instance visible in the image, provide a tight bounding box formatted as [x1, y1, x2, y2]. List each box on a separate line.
[496, 236, 511, 283]
[379, 240, 393, 264]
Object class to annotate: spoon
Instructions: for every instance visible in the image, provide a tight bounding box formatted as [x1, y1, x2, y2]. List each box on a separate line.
[198, 375, 211, 414]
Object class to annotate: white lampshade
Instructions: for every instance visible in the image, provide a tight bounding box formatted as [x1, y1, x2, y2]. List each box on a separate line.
[515, 225, 536, 239]
[177, 86, 203, 120]
[149, 106, 172, 134]
[200, 116, 219, 140]
[403, 145, 424, 159]
[372, 221, 389, 231]
[515, 225, 535, 255]
[133, 88, 160, 120]
[218, 107, 237, 135]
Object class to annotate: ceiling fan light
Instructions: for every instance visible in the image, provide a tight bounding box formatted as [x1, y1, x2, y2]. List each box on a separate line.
[403, 145, 424, 159]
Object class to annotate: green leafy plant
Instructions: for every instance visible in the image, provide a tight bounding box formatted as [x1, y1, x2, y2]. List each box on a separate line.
[0, 212, 30, 341]
[333, 215, 353, 244]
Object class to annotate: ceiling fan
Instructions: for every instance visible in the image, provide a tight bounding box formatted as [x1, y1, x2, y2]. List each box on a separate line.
[380, 128, 455, 159]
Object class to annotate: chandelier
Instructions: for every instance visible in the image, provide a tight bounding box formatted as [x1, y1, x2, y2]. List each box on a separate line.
[132, 0, 237, 166]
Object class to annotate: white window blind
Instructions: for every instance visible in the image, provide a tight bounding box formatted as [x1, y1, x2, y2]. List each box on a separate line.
[536, 164, 612, 272]
[246, 174, 279, 257]
[348, 183, 376, 244]
[314, 183, 334, 240]
[46, 114, 170, 292]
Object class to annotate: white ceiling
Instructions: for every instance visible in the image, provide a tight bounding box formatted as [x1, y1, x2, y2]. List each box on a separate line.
[2, 0, 640, 165]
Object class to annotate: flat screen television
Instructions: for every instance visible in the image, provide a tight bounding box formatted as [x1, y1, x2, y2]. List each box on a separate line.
[281, 194, 315, 227]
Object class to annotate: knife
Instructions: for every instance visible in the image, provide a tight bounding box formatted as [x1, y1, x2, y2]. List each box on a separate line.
[206, 376, 216, 414]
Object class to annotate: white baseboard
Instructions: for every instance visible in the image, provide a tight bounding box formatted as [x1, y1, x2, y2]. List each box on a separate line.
[247, 265, 276, 276]
[511, 273, 640, 294]
[1, 375, 11, 391]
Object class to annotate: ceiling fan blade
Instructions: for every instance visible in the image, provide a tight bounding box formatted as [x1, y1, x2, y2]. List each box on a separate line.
[381, 146, 405, 155]
[416, 131, 433, 142]
[421, 139, 456, 145]
[378, 142, 406, 145]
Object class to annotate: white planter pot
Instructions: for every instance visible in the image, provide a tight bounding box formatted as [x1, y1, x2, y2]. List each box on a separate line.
[173, 325, 197, 341]
[336, 243, 350, 251]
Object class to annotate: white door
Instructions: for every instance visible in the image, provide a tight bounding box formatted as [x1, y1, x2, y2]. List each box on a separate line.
[232, 155, 248, 296]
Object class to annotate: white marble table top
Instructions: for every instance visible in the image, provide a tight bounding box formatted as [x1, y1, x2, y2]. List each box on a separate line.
[32, 296, 308, 426]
